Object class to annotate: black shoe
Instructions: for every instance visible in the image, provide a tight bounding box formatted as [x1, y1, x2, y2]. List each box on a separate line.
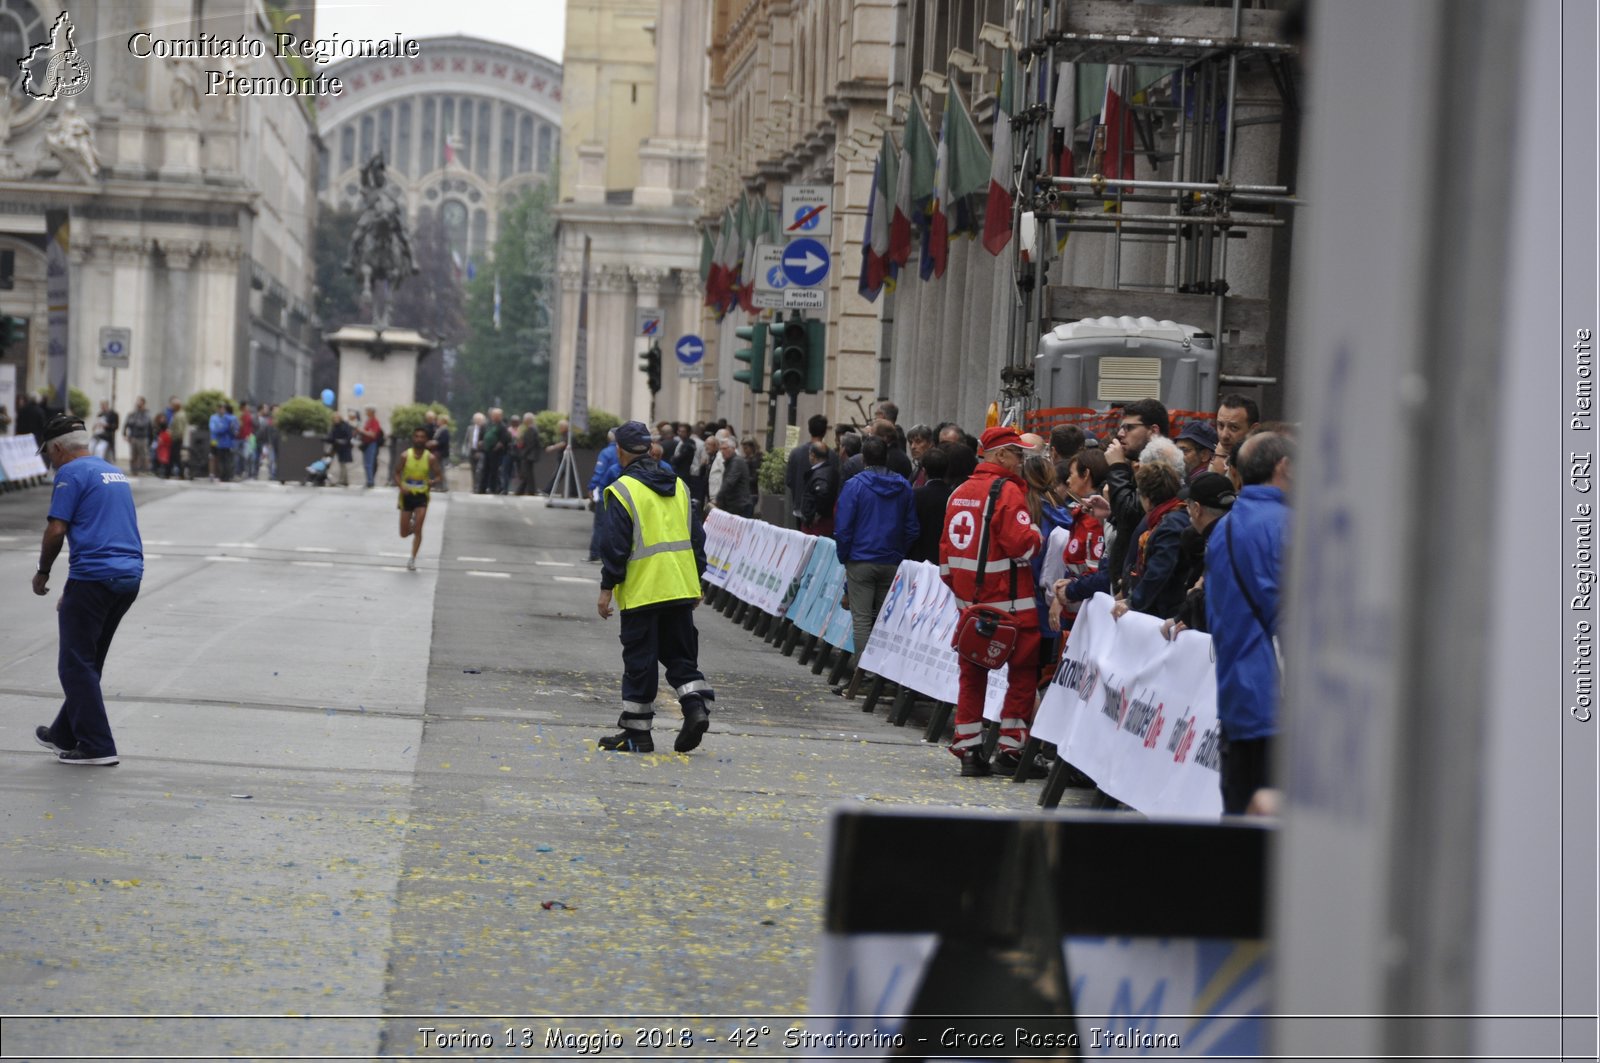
[994, 751, 1047, 779]
[674, 700, 710, 753]
[34, 726, 67, 754]
[959, 750, 992, 778]
[597, 730, 654, 753]
[57, 748, 119, 766]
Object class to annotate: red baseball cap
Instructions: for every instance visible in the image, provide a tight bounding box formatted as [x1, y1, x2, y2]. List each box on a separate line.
[979, 425, 1025, 453]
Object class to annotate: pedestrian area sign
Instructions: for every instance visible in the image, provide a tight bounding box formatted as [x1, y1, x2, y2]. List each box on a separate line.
[98, 326, 131, 369]
[782, 184, 832, 238]
[753, 243, 787, 309]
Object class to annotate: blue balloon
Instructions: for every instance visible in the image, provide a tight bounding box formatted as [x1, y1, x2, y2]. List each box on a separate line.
[353, 383, 365, 397]
[320, 388, 335, 407]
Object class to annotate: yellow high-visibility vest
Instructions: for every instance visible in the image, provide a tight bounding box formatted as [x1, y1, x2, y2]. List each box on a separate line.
[604, 474, 701, 610]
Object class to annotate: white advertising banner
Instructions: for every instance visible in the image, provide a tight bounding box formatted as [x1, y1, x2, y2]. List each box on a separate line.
[0, 436, 48, 481]
[856, 560, 1013, 717]
[1034, 594, 1224, 820]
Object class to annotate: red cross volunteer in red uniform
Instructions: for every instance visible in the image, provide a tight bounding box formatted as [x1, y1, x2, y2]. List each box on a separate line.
[939, 425, 1043, 777]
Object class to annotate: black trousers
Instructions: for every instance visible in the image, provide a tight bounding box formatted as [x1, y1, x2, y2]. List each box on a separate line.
[46, 577, 141, 757]
[1219, 735, 1273, 815]
[619, 602, 711, 714]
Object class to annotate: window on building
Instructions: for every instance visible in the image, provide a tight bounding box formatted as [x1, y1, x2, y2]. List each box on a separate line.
[421, 97, 436, 173]
[499, 105, 515, 181]
[359, 114, 374, 164]
[340, 125, 355, 172]
[378, 107, 393, 165]
[0, 1, 46, 90]
[316, 142, 329, 192]
[518, 113, 533, 173]
[441, 199, 469, 268]
[471, 208, 488, 261]
[459, 96, 474, 169]
[396, 99, 413, 175]
[537, 123, 553, 173]
[475, 100, 491, 178]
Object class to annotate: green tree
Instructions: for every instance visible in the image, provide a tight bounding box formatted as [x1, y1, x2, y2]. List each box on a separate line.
[455, 181, 557, 420]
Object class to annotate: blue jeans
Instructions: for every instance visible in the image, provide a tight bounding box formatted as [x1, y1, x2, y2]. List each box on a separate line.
[363, 444, 379, 487]
[45, 576, 141, 757]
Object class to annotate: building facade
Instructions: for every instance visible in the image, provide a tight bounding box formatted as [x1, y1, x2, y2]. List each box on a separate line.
[698, 0, 896, 437]
[551, 0, 708, 427]
[316, 36, 563, 274]
[0, 0, 320, 414]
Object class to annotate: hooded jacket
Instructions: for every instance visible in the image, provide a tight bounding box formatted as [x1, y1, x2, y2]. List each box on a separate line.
[1205, 485, 1289, 741]
[598, 458, 708, 610]
[834, 466, 918, 565]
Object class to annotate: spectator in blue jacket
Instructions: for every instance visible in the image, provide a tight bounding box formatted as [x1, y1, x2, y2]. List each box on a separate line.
[209, 402, 239, 482]
[834, 435, 919, 658]
[586, 431, 622, 562]
[1205, 430, 1293, 814]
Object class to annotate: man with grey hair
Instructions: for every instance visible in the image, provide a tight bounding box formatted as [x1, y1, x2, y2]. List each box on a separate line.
[1206, 430, 1293, 814]
[31, 415, 144, 767]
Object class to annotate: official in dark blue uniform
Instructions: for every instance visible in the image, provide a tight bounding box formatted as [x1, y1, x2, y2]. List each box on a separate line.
[32, 415, 144, 767]
[594, 421, 714, 754]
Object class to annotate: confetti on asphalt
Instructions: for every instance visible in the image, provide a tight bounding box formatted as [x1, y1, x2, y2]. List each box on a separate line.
[540, 901, 574, 911]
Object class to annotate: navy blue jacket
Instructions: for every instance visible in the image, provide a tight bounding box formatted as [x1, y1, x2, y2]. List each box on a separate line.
[834, 467, 918, 565]
[1206, 485, 1290, 741]
[598, 458, 707, 607]
[1127, 505, 1193, 618]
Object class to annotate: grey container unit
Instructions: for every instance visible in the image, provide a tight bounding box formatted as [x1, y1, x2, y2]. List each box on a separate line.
[1034, 316, 1218, 413]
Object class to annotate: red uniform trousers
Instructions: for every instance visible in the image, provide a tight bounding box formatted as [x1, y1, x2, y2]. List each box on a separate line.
[951, 624, 1041, 756]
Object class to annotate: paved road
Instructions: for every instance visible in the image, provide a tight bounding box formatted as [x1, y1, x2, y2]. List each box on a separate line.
[0, 477, 1078, 1060]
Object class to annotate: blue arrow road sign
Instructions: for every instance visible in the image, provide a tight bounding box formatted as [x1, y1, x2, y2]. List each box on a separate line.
[781, 237, 830, 287]
[675, 334, 705, 365]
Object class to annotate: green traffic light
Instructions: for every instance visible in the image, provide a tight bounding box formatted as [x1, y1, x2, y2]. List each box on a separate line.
[733, 322, 768, 393]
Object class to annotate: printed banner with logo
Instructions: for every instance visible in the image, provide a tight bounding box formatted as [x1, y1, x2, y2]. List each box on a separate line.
[856, 559, 1016, 717]
[705, 511, 851, 648]
[0, 436, 48, 482]
[1033, 593, 1224, 820]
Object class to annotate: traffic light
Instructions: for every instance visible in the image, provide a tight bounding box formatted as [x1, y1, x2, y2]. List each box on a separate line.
[0, 314, 23, 352]
[773, 312, 811, 395]
[733, 322, 767, 392]
[803, 317, 826, 393]
[637, 343, 662, 394]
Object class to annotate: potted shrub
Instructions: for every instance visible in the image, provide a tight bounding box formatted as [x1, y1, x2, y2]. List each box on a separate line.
[757, 447, 789, 525]
[273, 396, 334, 483]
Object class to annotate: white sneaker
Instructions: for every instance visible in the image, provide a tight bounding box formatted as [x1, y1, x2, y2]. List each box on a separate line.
[406, 558, 417, 571]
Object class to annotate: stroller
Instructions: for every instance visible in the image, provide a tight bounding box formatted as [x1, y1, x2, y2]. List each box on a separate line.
[306, 456, 333, 486]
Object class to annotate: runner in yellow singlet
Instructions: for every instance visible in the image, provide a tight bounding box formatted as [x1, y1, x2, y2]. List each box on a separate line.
[394, 427, 442, 571]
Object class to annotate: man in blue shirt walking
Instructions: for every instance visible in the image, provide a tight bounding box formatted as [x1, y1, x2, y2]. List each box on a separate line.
[31, 415, 145, 767]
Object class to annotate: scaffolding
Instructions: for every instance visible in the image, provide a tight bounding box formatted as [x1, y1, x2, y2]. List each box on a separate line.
[1000, 0, 1301, 412]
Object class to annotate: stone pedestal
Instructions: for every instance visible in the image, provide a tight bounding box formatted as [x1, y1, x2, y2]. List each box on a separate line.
[326, 325, 433, 430]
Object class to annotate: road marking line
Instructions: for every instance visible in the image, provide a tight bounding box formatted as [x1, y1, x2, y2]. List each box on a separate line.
[146, 540, 174, 546]
[144, 554, 163, 560]
[554, 575, 597, 584]
[205, 555, 249, 563]
[467, 570, 512, 579]
[379, 565, 408, 572]
[294, 546, 336, 553]
[216, 542, 257, 548]
[0, 536, 17, 542]
[292, 560, 333, 568]
[522, 517, 535, 526]
[534, 561, 576, 567]
[378, 551, 411, 558]
[457, 555, 498, 562]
